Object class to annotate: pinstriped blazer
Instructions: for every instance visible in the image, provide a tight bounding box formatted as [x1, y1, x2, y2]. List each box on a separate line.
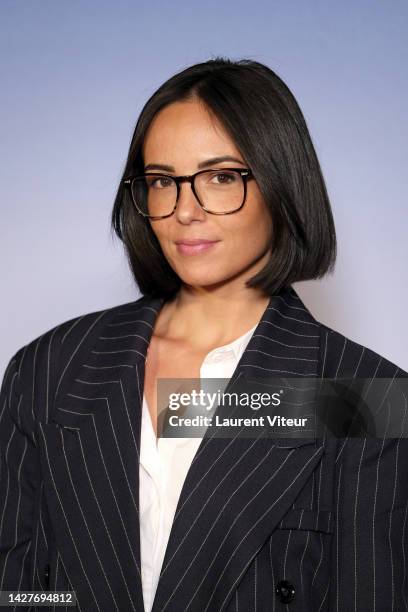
[1, 284, 407, 612]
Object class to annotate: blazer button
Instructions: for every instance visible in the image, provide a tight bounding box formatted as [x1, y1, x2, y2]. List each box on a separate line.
[276, 579, 295, 603]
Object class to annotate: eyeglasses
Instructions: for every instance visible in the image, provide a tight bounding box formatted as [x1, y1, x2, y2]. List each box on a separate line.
[123, 168, 254, 219]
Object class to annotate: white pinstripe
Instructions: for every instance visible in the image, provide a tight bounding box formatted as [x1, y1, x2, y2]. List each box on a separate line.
[375, 367, 398, 416]
[354, 438, 367, 612]
[15, 393, 23, 432]
[318, 579, 330, 611]
[299, 528, 310, 594]
[31, 335, 43, 423]
[13, 540, 31, 612]
[372, 401, 391, 611]
[39, 488, 48, 550]
[240, 364, 317, 376]
[334, 338, 347, 379]
[353, 346, 365, 378]
[402, 500, 408, 610]
[82, 363, 134, 369]
[269, 535, 276, 612]
[119, 377, 141, 462]
[99, 333, 150, 342]
[254, 554, 257, 612]
[62, 315, 87, 345]
[0, 426, 16, 588]
[46, 327, 59, 423]
[91, 348, 147, 358]
[59, 552, 83, 612]
[260, 321, 320, 338]
[35, 566, 44, 590]
[335, 462, 342, 612]
[263, 307, 320, 326]
[53, 552, 60, 612]
[244, 348, 318, 362]
[30, 482, 42, 593]
[107, 319, 154, 328]
[283, 528, 291, 578]
[310, 532, 324, 591]
[249, 332, 319, 347]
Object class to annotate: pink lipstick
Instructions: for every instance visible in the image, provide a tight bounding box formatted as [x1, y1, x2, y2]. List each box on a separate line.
[175, 239, 220, 256]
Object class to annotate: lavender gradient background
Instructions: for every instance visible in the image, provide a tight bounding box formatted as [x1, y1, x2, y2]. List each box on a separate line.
[1, 0, 407, 375]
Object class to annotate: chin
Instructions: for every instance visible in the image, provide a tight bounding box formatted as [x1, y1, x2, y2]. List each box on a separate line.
[176, 267, 245, 291]
[178, 275, 226, 289]
[171, 265, 223, 285]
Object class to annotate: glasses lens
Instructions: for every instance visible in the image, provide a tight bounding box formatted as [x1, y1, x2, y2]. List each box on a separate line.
[195, 170, 244, 213]
[131, 175, 177, 217]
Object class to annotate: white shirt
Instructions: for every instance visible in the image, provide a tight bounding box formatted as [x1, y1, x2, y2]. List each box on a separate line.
[139, 323, 257, 612]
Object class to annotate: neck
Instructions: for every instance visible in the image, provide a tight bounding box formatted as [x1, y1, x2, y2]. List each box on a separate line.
[157, 285, 271, 349]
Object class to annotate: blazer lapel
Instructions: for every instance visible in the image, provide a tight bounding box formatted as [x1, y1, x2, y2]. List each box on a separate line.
[38, 286, 324, 612]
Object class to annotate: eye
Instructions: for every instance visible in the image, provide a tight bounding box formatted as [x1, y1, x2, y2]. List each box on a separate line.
[208, 171, 238, 184]
[148, 175, 174, 189]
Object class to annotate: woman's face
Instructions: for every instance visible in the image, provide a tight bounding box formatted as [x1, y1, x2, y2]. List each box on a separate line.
[142, 98, 273, 293]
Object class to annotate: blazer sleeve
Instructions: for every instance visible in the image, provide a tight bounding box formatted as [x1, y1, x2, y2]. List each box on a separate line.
[0, 347, 42, 593]
[332, 378, 408, 609]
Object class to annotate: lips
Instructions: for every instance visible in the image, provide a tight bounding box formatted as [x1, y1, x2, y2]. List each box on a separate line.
[175, 239, 219, 245]
[174, 239, 220, 255]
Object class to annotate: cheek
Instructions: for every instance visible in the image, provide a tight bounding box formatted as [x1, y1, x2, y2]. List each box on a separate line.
[149, 222, 172, 250]
[229, 207, 272, 251]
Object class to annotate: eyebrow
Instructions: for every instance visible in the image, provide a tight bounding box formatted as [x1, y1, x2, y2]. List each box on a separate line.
[144, 155, 246, 173]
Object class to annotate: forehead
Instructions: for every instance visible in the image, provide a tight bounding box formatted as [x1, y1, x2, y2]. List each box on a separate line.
[142, 99, 241, 161]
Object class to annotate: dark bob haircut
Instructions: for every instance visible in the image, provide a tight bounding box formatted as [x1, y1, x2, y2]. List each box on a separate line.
[111, 56, 336, 299]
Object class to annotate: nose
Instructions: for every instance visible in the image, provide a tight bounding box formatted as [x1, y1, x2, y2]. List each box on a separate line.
[174, 180, 206, 223]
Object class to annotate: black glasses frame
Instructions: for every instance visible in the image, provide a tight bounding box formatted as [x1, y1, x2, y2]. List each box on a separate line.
[123, 168, 254, 219]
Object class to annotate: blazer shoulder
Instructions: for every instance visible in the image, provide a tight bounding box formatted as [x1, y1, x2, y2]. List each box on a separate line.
[318, 322, 408, 378]
[2, 295, 151, 398]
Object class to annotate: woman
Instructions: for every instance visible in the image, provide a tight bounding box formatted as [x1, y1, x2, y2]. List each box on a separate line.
[1, 57, 407, 612]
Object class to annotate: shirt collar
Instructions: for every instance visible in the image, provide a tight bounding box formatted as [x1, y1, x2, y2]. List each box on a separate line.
[204, 323, 258, 363]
